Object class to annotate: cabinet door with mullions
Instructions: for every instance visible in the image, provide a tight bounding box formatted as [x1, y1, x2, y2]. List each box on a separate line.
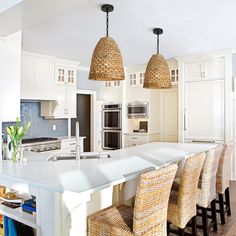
[129, 72, 145, 87]
[55, 64, 77, 85]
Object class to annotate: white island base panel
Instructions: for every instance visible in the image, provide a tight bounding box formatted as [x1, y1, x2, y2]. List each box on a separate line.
[0, 179, 113, 236]
[60, 187, 113, 236]
[0, 142, 217, 235]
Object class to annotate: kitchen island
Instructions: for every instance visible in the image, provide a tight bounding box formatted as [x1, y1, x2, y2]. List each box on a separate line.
[0, 142, 217, 236]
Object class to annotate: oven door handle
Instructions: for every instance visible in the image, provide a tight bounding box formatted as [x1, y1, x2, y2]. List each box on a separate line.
[102, 130, 121, 133]
[102, 109, 121, 112]
[102, 147, 114, 150]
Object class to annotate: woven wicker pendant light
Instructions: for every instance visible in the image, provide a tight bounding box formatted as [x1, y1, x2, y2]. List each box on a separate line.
[143, 28, 171, 89]
[89, 4, 125, 81]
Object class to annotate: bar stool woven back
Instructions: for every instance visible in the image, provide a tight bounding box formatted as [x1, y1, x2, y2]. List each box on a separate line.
[197, 145, 223, 208]
[216, 142, 233, 194]
[216, 142, 233, 224]
[133, 164, 178, 235]
[167, 152, 206, 229]
[88, 164, 178, 236]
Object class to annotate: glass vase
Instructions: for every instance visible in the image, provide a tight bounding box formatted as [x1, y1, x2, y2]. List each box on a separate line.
[12, 146, 22, 163]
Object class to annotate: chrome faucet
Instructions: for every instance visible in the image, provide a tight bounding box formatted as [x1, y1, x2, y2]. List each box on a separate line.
[75, 121, 80, 160]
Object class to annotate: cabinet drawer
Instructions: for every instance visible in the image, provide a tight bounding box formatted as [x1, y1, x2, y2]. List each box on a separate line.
[61, 139, 76, 149]
[125, 135, 148, 143]
[125, 141, 146, 148]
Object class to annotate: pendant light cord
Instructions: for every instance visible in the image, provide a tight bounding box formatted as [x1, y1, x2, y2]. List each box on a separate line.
[106, 11, 109, 37]
[156, 33, 159, 54]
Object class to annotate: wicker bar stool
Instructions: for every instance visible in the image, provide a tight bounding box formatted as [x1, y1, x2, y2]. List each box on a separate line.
[87, 164, 178, 236]
[167, 152, 206, 236]
[196, 145, 223, 236]
[216, 142, 233, 224]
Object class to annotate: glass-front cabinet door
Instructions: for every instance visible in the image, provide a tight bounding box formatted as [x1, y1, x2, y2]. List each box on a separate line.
[55, 64, 77, 85]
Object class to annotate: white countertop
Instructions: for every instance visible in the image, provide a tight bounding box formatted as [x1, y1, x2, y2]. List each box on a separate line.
[0, 142, 217, 194]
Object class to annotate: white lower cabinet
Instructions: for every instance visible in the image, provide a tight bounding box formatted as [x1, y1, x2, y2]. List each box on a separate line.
[126, 141, 146, 148]
[48, 138, 84, 155]
[124, 133, 160, 148]
[60, 138, 84, 153]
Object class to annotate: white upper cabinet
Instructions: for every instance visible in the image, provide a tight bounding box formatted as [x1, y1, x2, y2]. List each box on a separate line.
[185, 57, 225, 82]
[178, 50, 233, 143]
[21, 52, 79, 118]
[104, 81, 121, 88]
[21, 55, 36, 96]
[184, 61, 203, 82]
[167, 58, 179, 85]
[21, 53, 56, 100]
[40, 86, 76, 119]
[0, 31, 21, 122]
[127, 59, 178, 88]
[129, 72, 145, 87]
[184, 80, 224, 141]
[34, 58, 55, 93]
[205, 57, 225, 80]
[65, 86, 77, 118]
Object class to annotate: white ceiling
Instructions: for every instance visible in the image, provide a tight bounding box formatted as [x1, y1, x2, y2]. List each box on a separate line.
[0, 0, 22, 14]
[5, 0, 236, 66]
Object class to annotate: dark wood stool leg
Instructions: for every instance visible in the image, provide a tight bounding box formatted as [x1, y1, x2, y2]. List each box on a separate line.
[202, 207, 209, 236]
[191, 216, 197, 236]
[178, 228, 185, 236]
[211, 199, 217, 231]
[167, 221, 170, 233]
[219, 193, 226, 224]
[225, 187, 231, 216]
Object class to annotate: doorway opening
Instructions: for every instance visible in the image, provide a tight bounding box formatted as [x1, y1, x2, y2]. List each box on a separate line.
[71, 94, 91, 152]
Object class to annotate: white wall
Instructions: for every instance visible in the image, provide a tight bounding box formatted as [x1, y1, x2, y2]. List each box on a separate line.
[77, 67, 125, 104]
[77, 68, 104, 100]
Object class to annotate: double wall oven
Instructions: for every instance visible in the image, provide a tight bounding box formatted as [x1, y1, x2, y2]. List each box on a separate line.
[102, 104, 122, 150]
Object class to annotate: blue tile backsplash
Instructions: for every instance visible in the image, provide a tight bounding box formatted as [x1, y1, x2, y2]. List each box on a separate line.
[2, 101, 68, 141]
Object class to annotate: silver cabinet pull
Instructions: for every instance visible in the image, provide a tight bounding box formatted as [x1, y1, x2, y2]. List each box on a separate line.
[192, 140, 216, 143]
[184, 110, 187, 131]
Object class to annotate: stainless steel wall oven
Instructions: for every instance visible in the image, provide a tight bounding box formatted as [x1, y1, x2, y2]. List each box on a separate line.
[102, 104, 122, 150]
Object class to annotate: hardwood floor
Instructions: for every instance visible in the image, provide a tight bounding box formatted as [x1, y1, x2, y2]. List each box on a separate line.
[210, 181, 236, 236]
